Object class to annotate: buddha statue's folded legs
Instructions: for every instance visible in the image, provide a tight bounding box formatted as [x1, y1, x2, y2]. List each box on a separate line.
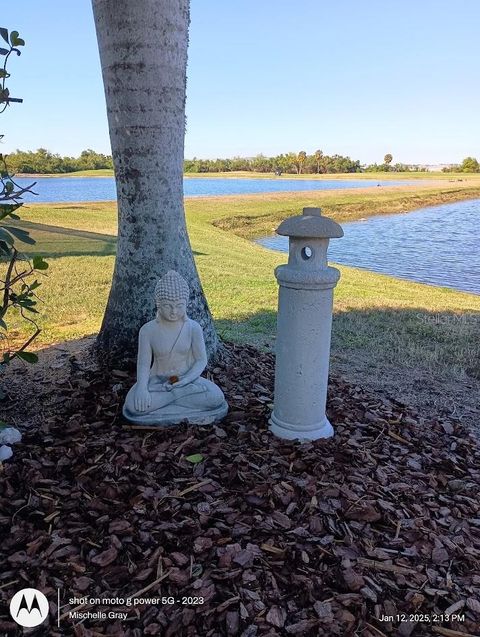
[123, 376, 226, 419]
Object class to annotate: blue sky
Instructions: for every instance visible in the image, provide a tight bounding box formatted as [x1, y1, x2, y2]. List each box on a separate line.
[1, 0, 479, 164]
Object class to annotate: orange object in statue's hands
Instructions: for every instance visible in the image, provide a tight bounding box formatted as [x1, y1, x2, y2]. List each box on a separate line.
[168, 375, 179, 384]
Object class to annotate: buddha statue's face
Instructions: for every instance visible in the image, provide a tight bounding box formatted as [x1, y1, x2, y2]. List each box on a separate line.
[157, 298, 187, 322]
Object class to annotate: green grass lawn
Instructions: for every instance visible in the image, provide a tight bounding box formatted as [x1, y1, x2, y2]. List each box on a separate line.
[3, 185, 480, 420]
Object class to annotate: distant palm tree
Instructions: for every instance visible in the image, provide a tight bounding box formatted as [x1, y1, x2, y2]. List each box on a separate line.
[297, 151, 307, 174]
[314, 149, 323, 174]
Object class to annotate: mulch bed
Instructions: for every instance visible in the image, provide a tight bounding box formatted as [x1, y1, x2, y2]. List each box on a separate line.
[0, 342, 479, 637]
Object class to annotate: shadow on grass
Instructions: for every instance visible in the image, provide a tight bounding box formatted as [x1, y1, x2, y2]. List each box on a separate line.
[331, 307, 480, 381]
[3, 221, 206, 259]
[216, 309, 277, 350]
[2, 306, 478, 427]
[216, 306, 480, 380]
[215, 305, 480, 423]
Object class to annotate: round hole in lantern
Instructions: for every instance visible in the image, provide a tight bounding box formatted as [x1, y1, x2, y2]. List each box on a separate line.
[301, 246, 313, 260]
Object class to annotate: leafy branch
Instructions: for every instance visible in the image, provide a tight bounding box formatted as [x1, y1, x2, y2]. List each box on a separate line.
[0, 28, 48, 370]
[0, 27, 25, 113]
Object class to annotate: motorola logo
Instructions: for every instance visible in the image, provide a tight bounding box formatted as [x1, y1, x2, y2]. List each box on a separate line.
[9, 588, 49, 628]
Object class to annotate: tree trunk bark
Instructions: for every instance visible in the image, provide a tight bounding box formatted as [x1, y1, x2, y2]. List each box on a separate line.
[91, 0, 219, 362]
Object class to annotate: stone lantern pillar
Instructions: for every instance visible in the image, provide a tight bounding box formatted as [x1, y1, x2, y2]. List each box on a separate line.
[269, 207, 343, 441]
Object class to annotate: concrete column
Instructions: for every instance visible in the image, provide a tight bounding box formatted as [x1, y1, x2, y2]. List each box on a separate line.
[269, 207, 343, 441]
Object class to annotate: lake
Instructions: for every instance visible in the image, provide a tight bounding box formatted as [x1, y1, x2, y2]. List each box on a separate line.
[257, 199, 480, 294]
[14, 176, 419, 203]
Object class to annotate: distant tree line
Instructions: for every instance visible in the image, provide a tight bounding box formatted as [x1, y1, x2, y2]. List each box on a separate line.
[6, 148, 113, 173]
[184, 150, 362, 174]
[8, 148, 363, 175]
[6, 147, 479, 175]
[442, 157, 480, 173]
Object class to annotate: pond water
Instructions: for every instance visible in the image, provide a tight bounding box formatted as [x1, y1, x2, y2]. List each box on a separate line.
[14, 175, 420, 203]
[257, 199, 480, 294]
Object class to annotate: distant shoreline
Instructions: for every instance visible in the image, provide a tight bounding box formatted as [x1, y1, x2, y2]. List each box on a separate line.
[14, 169, 473, 182]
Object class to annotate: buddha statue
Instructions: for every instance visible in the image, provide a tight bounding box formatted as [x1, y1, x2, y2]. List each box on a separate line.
[123, 270, 228, 425]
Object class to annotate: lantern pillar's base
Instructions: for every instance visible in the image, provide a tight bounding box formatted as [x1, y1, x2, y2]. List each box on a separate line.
[269, 412, 334, 441]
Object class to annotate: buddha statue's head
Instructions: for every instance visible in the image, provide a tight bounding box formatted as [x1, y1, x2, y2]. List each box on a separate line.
[154, 270, 189, 323]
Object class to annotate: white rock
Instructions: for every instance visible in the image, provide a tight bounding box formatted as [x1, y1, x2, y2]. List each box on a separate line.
[0, 427, 22, 445]
[0, 445, 13, 461]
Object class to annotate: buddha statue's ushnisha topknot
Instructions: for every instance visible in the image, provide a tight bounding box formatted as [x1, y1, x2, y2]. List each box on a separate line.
[154, 270, 189, 307]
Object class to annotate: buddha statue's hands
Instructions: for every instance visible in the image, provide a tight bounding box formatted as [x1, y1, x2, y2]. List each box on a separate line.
[134, 387, 152, 412]
[165, 375, 195, 391]
[164, 380, 182, 392]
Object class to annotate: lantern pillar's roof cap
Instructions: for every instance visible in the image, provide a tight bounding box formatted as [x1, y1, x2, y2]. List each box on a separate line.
[276, 207, 344, 238]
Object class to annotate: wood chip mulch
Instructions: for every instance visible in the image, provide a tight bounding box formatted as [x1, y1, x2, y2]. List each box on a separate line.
[0, 342, 479, 637]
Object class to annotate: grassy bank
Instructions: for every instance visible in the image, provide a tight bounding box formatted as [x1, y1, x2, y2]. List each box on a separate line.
[21, 169, 115, 178]
[4, 185, 480, 422]
[22, 168, 480, 182]
[206, 182, 480, 239]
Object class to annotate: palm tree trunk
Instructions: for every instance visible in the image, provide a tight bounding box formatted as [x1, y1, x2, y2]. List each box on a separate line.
[91, 0, 219, 362]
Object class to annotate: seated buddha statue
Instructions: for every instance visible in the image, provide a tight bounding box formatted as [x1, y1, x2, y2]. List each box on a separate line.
[123, 270, 228, 425]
